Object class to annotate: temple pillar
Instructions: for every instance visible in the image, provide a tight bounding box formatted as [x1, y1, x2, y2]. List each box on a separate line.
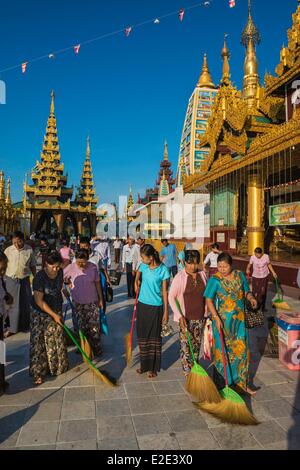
[247, 165, 265, 255]
[53, 212, 65, 234]
[77, 217, 83, 235]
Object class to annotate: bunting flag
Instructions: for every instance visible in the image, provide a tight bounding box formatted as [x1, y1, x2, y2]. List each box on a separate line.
[229, 0, 236, 7]
[179, 8, 185, 22]
[0, 1, 213, 76]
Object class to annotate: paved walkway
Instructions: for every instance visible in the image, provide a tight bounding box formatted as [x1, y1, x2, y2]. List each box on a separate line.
[1, 275, 300, 450]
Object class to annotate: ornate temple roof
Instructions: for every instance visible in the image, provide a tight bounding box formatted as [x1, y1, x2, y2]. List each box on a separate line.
[183, 1, 300, 193]
[265, 0, 300, 95]
[25, 91, 73, 204]
[159, 171, 170, 197]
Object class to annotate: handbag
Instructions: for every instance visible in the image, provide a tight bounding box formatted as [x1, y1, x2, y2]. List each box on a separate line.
[99, 308, 109, 336]
[106, 286, 114, 303]
[244, 299, 265, 329]
[109, 270, 122, 286]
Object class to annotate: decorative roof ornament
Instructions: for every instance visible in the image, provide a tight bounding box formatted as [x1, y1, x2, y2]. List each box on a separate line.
[164, 140, 169, 161]
[241, 0, 261, 47]
[221, 34, 231, 85]
[198, 54, 215, 88]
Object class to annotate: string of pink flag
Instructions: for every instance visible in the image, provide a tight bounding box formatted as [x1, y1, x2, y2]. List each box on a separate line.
[1, 0, 235, 76]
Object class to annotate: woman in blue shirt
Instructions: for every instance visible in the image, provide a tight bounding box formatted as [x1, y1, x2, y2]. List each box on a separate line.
[134, 244, 170, 378]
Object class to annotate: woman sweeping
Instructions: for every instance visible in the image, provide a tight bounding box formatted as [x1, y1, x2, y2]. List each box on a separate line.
[134, 244, 170, 379]
[246, 247, 277, 312]
[30, 251, 69, 386]
[204, 253, 257, 396]
[168, 250, 207, 377]
[64, 249, 103, 357]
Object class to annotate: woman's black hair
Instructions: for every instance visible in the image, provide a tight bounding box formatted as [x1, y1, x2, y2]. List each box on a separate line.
[217, 252, 233, 266]
[254, 247, 263, 254]
[80, 236, 90, 245]
[212, 243, 220, 250]
[45, 251, 63, 266]
[141, 244, 161, 265]
[75, 248, 89, 260]
[185, 250, 200, 264]
[0, 251, 8, 264]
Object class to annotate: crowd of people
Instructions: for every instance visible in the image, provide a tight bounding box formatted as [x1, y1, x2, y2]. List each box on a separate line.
[0, 230, 281, 399]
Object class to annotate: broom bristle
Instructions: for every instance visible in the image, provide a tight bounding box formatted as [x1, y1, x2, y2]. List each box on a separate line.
[125, 333, 132, 366]
[199, 399, 259, 425]
[94, 368, 118, 387]
[186, 372, 222, 404]
[80, 335, 93, 362]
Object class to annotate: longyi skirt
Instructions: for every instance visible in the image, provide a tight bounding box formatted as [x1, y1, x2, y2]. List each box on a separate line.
[136, 302, 163, 374]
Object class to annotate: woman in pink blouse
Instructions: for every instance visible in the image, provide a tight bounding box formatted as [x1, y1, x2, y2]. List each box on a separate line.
[246, 247, 277, 311]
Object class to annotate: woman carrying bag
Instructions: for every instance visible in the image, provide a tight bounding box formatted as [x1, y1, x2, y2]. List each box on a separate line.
[204, 253, 257, 396]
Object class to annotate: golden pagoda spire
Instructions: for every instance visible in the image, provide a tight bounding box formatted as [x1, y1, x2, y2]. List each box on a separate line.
[76, 136, 98, 208]
[127, 187, 134, 212]
[5, 177, 11, 205]
[164, 140, 169, 161]
[50, 90, 55, 115]
[221, 35, 231, 85]
[0, 171, 5, 201]
[197, 54, 215, 88]
[242, 0, 260, 110]
[86, 134, 91, 160]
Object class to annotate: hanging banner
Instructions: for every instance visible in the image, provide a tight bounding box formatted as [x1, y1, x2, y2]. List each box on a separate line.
[269, 202, 300, 226]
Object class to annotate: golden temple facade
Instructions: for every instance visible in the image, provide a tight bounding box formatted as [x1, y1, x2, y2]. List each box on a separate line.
[183, 0, 300, 265]
[23, 91, 98, 236]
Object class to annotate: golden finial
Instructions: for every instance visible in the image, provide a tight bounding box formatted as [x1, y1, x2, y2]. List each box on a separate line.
[241, 0, 261, 47]
[198, 53, 215, 88]
[164, 140, 169, 161]
[86, 134, 91, 159]
[5, 177, 11, 205]
[50, 90, 55, 114]
[221, 34, 231, 85]
[0, 171, 5, 200]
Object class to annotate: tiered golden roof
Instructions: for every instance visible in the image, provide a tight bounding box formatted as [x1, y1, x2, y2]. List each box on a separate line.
[265, 0, 300, 94]
[75, 136, 98, 209]
[25, 91, 73, 204]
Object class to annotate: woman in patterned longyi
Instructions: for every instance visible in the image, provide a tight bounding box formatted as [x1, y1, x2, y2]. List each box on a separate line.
[30, 251, 69, 386]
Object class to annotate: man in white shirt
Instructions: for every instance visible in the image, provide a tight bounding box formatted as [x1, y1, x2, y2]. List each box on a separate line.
[113, 236, 122, 265]
[4, 231, 36, 335]
[122, 237, 139, 298]
[134, 237, 145, 270]
[95, 239, 111, 269]
[203, 243, 221, 278]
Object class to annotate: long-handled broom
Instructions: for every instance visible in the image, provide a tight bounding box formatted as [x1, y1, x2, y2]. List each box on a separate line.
[272, 278, 292, 311]
[175, 299, 221, 405]
[63, 324, 117, 387]
[199, 328, 259, 425]
[125, 291, 139, 367]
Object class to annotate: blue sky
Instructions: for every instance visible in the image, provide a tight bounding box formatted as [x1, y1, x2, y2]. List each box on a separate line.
[0, 0, 297, 205]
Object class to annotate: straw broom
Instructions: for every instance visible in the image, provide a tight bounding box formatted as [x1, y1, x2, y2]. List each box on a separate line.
[125, 291, 139, 367]
[199, 328, 259, 425]
[175, 299, 221, 405]
[272, 279, 292, 311]
[63, 324, 117, 387]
